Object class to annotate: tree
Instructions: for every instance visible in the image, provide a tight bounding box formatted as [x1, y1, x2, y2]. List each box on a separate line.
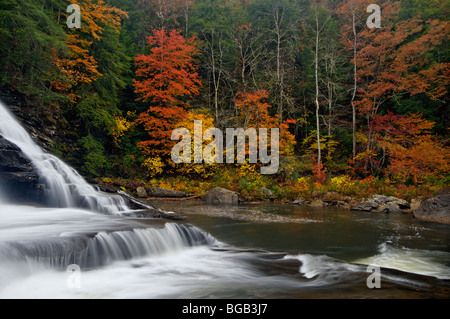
[133, 28, 202, 158]
[249, 0, 302, 124]
[0, 0, 67, 103]
[355, 1, 449, 174]
[336, 0, 373, 160]
[190, 0, 237, 124]
[52, 0, 128, 93]
[232, 23, 266, 93]
[372, 112, 450, 184]
[304, 4, 331, 170]
[235, 90, 296, 157]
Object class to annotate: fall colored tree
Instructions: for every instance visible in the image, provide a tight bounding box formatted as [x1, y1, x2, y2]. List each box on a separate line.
[134, 28, 202, 158]
[51, 0, 128, 93]
[336, 0, 374, 160]
[354, 1, 449, 174]
[372, 112, 450, 184]
[235, 90, 296, 157]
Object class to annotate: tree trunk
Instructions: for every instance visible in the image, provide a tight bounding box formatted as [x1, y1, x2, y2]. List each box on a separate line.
[351, 9, 357, 161]
[314, 8, 321, 167]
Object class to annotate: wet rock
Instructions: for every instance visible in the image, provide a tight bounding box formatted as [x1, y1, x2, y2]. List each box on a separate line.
[204, 187, 239, 205]
[310, 199, 326, 208]
[136, 186, 148, 198]
[413, 188, 450, 225]
[147, 187, 186, 198]
[410, 197, 425, 212]
[351, 194, 410, 213]
[337, 201, 352, 210]
[291, 198, 305, 205]
[0, 135, 43, 204]
[259, 187, 274, 197]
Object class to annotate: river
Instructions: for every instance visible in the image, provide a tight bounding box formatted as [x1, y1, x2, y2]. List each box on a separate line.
[0, 99, 449, 299]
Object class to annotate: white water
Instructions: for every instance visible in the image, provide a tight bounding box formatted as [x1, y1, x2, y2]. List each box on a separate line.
[0, 101, 130, 214]
[354, 243, 450, 280]
[0, 101, 225, 298]
[0, 100, 449, 299]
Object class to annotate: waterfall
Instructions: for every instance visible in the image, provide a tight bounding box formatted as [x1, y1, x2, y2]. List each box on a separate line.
[0, 202, 217, 290]
[0, 101, 130, 214]
[0, 100, 218, 283]
[0, 220, 214, 271]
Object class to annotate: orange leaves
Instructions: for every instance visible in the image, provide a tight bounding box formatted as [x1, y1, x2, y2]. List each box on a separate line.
[235, 90, 296, 157]
[70, 0, 128, 40]
[133, 28, 202, 106]
[356, 2, 449, 116]
[51, 0, 128, 94]
[136, 105, 187, 157]
[387, 141, 450, 184]
[134, 28, 202, 159]
[372, 112, 449, 183]
[235, 91, 275, 128]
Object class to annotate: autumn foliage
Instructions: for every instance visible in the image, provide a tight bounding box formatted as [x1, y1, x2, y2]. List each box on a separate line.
[235, 91, 296, 157]
[134, 28, 202, 159]
[52, 0, 128, 93]
[2, 0, 448, 197]
[372, 112, 450, 184]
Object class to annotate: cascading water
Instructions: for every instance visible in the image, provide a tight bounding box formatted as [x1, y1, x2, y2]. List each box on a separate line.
[1, 100, 449, 299]
[0, 100, 222, 297]
[0, 101, 130, 214]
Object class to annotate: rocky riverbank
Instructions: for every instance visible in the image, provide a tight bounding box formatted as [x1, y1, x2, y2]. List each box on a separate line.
[110, 181, 450, 225]
[1, 132, 447, 225]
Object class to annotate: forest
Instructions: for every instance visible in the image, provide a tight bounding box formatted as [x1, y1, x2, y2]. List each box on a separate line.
[0, 0, 449, 202]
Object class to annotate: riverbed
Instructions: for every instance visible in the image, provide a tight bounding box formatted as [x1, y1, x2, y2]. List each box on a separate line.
[0, 200, 449, 299]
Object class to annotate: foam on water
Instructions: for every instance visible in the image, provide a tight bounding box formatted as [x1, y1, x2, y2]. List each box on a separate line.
[354, 242, 450, 279]
[0, 101, 130, 214]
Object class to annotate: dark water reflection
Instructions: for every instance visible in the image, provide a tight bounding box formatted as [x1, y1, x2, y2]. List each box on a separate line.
[151, 200, 450, 273]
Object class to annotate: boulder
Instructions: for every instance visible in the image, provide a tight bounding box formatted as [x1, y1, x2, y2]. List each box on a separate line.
[410, 197, 425, 212]
[204, 187, 239, 205]
[310, 199, 326, 208]
[259, 187, 274, 197]
[413, 188, 450, 225]
[136, 186, 148, 198]
[0, 135, 43, 204]
[146, 187, 186, 198]
[291, 198, 305, 205]
[351, 194, 409, 213]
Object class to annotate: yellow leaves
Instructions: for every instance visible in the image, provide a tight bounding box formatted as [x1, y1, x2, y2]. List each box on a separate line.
[329, 175, 355, 194]
[169, 109, 217, 178]
[111, 115, 132, 144]
[142, 157, 165, 177]
[354, 149, 377, 162]
[237, 160, 260, 180]
[70, 0, 129, 40]
[296, 177, 310, 193]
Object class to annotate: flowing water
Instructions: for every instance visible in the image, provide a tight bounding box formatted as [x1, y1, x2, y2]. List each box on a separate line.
[0, 101, 449, 299]
[0, 103, 131, 214]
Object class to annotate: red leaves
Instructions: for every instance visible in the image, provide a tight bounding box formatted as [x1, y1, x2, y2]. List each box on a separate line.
[356, 2, 449, 116]
[372, 112, 449, 183]
[133, 28, 202, 106]
[134, 28, 202, 158]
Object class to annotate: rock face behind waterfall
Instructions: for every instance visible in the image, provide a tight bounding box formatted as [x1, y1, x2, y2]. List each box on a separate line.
[413, 188, 450, 225]
[0, 136, 43, 204]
